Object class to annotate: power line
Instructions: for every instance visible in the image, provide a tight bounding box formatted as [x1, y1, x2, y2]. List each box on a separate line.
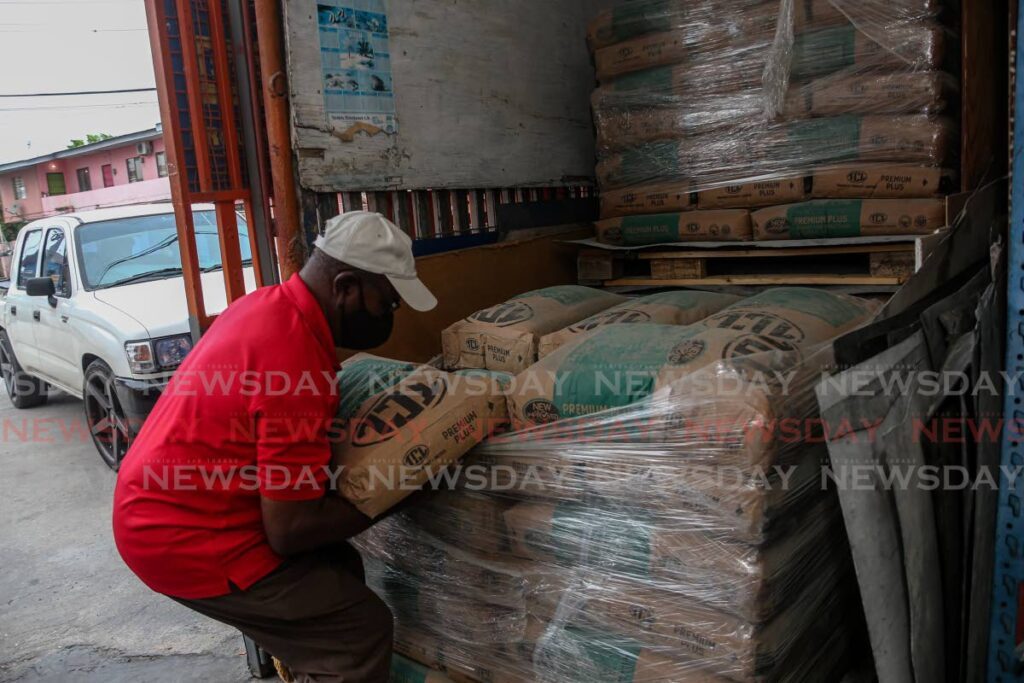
[0, 27, 148, 32]
[0, 88, 157, 98]
[0, 0, 138, 4]
[0, 101, 156, 112]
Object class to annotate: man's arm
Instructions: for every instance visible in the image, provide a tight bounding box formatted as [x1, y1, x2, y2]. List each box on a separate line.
[261, 495, 373, 556]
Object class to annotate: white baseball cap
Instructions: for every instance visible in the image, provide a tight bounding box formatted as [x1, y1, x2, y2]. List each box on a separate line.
[314, 211, 438, 312]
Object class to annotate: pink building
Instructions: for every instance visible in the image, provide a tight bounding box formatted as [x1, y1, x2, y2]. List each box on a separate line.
[0, 127, 170, 225]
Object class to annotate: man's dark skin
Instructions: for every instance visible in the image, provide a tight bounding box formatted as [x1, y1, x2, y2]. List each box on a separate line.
[261, 248, 401, 556]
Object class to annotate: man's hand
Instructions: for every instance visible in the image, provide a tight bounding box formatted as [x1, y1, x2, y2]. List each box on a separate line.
[261, 495, 373, 556]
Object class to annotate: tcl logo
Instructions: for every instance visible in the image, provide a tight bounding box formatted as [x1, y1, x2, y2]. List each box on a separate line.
[353, 376, 448, 446]
[403, 445, 430, 467]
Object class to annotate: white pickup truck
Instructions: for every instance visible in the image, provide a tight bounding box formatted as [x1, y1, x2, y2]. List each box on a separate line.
[0, 203, 255, 469]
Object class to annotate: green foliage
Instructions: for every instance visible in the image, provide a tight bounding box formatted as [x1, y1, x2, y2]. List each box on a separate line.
[0, 221, 23, 244]
[67, 133, 114, 149]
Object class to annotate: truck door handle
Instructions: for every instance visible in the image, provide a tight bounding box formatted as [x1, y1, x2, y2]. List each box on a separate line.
[61, 315, 69, 323]
[32, 310, 40, 321]
[10, 306, 16, 316]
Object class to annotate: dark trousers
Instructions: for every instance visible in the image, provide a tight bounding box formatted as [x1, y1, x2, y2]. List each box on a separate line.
[173, 543, 393, 683]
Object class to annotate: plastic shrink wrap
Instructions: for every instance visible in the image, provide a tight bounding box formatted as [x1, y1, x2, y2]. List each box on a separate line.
[348, 286, 877, 681]
[589, 0, 957, 247]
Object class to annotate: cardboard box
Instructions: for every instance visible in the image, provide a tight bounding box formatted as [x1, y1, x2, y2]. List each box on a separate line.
[785, 71, 954, 117]
[595, 210, 752, 246]
[333, 366, 509, 518]
[751, 198, 946, 240]
[442, 286, 626, 373]
[600, 182, 696, 218]
[811, 164, 949, 198]
[696, 178, 807, 209]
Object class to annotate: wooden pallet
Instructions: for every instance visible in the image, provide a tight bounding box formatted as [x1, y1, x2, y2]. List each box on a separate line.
[578, 242, 918, 287]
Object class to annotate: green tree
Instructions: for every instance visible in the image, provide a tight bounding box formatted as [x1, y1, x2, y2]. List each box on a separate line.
[67, 133, 114, 149]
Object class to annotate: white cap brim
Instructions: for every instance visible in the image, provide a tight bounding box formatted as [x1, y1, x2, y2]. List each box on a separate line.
[388, 275, 438, 312]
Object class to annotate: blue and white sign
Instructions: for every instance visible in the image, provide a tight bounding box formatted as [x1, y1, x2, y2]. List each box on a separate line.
[317, 0, 397, 135]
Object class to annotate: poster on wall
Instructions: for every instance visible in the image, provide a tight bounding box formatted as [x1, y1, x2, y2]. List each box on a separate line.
[316, 0, 397, 138]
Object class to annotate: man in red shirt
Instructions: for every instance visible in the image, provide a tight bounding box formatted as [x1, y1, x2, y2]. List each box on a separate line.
[113, 212, 437, 682]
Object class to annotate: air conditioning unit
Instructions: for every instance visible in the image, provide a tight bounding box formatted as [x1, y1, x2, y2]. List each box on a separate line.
[136, 141, 153, 156]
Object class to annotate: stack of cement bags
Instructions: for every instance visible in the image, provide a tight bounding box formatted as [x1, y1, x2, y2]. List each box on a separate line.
[348, 285, 878, 681]
[590, 0, 955, 246]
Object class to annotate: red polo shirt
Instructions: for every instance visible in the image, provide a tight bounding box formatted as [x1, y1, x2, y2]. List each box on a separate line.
[113, 274, 341, 599]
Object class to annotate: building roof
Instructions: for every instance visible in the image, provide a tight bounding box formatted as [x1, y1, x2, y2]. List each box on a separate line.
[0, 126, 163, 175]
[23, 202, 219, 227]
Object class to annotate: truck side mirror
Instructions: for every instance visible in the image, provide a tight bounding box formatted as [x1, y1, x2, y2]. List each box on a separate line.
[25, 277, 56, 298]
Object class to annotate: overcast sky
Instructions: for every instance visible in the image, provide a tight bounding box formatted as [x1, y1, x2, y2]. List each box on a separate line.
[0, 0, 161, 164]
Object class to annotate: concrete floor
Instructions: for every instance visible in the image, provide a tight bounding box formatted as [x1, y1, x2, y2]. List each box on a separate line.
[0, 390, 252, 682]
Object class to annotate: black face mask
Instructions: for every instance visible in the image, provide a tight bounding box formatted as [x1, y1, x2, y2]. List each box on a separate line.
[336, 289, 394, 350]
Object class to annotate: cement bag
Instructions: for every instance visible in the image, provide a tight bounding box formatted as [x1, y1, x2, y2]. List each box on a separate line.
[785, 71, 955, 118]
[408, 490, 517, 555]
[600, 182, 696, 218]
[595, 210, 752, 246]
[751, 198, 946, 240]
[356, 514, 549, 610]
[696, 178, 807, 210]
[533, 624, 736, 683]
[508, 287, 874, 429]
[811, 163, 951, 199]
[491, 443, 825, 543]
[394, 626, 531, 683]
[333, 365, 508, 518]
[537, 290, 742, 359]
[534, 566, 850, 682]
[442, 286, 626, 373]
[335, 353, 418, 420]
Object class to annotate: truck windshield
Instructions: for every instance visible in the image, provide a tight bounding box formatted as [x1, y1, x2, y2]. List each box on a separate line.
[76, 210, 253, 290]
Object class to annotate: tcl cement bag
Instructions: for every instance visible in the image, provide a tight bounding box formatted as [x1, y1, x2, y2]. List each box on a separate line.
[595, 210, 752, 246]
[537, 290, 741, 358]
[442, 286, 626, 373]
[508, 287, 875, 428]
[600, 182, 696, 218]
[696, 178, 807, 210]
[751, 198, 945, 240]
[811, 164, 951, 199]
[596, 115, 955, 191]
[332, 358, 508, 518]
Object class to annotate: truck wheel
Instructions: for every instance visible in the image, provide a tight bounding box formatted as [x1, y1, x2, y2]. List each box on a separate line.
[84, 359, 132, 470]
[0, 330, 48, 409]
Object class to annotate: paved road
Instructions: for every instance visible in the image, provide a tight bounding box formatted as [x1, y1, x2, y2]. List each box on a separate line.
[0, 389, 252, 682]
